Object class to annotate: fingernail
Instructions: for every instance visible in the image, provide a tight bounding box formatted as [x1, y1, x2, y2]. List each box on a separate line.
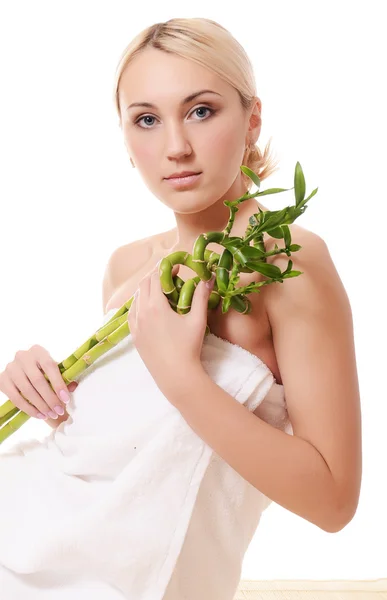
[48, 411, 58, 419]
[37, 413, 47, 420]
[54, 405, 65, 415]
[206, 274, 215, 289]
[59, 390, 70, 404]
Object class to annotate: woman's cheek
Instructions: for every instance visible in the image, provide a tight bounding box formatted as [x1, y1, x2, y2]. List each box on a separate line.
[133, 143, 156, 169]
[214, 116, 244, 155]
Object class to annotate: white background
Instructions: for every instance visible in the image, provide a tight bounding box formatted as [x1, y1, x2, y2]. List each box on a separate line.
[0, 0, 385, 581]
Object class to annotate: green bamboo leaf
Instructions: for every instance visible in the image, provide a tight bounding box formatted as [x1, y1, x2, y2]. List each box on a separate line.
[298, 186, 318, 209]
[237, 246, 266, 261]
[251, 237, 266, 253]
[266, 226, 284, 239]
[256, 187, 291, 196]
[245, 261, 282, 278]
[280, 206, 298, 223]
[222, 238, 245, 251]
[283, 224, 291, 247]
[278, 205, 306, 225]
[260, 207, 289, 231]
[282, 270, 303, 278]
[240, 165, 261, 188]
[222, 244, 246, 261]
[294, 162, 306, 205]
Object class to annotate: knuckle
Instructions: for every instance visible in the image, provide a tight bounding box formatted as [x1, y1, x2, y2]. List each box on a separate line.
[5, 362, 17, 377]
[38, 355, 54, 369]
[36, 355, 49, 368]
[27, 394, 49, 416]
[13, 392, 36, 417]
[50, 364, 64, 386]
[29, 373, 43, 386]
[18, 382, 36, 401]
[34, 384, 56, 409]
[46, 370, 65, 399]
[30, 343, 42, 352]
[40, 364, 58, 387]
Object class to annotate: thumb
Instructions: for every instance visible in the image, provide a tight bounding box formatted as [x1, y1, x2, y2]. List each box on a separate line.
[190, 273, 215, 316]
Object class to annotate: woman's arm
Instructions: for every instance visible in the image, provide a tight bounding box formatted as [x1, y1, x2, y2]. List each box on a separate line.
[164, 232, 362, 533]
[265, 231, 362, 526]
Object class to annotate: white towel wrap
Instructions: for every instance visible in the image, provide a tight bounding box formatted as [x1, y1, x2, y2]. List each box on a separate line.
[0, 308, 292, 599]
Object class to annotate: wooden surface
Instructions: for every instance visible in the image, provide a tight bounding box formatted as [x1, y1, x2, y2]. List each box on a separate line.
[233, 579, 387, 599]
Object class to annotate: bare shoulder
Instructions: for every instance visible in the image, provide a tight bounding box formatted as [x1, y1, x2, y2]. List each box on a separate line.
[263, 223, 336, 313]
[263, 222, 353, 360]
[102, 234, 156, 314]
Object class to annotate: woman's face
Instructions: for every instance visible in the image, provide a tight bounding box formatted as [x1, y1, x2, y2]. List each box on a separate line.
[118, 48, 260, 214]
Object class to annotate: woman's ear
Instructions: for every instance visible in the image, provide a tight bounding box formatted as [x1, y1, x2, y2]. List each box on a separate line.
[248, 97, 262, 143]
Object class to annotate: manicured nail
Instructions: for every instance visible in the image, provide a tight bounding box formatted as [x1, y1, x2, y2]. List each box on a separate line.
[37, 413, 47, 420]
[54, 405, 64, 415]
[48, 410, 58, 419]
[59, 390, 70, 404]
[206, 274, 215, 289]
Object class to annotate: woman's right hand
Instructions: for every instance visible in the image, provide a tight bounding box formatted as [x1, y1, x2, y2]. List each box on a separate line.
[0, 344, 78, 420]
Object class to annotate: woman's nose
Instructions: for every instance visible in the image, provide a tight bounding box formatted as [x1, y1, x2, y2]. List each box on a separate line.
[165, 133, 193, 161]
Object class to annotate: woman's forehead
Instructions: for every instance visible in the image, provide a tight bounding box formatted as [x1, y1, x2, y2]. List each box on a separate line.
[119, 50, 231, 104]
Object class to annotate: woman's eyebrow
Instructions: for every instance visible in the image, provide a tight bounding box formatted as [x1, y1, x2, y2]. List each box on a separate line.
[126, 89, 222, 111]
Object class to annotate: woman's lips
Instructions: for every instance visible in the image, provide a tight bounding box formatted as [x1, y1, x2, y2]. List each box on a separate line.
[164, 172, 202, 189]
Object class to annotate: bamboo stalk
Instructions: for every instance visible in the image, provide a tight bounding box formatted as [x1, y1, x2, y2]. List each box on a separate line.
[0, 162, 318, 444]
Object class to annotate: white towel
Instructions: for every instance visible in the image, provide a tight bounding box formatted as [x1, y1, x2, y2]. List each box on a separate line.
[0, 308, 292, 599]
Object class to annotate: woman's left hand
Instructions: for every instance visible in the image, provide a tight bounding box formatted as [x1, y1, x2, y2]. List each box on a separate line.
[127, 261, 215, 395]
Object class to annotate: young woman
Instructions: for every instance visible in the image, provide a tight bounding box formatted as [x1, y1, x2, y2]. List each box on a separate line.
[0, 17, 362, 599]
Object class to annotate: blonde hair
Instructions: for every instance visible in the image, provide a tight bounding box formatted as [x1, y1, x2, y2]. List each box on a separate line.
[112, 18, 280, 192]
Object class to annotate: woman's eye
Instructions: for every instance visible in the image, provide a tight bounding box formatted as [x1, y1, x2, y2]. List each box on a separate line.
[134, 106, 215, 129]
